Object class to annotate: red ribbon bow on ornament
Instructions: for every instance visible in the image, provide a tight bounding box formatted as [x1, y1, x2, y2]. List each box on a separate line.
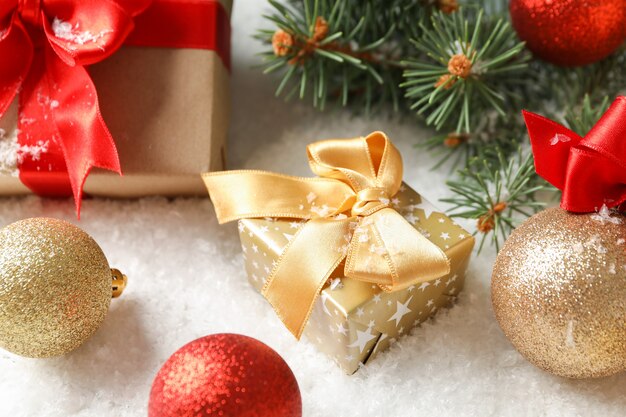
[0, 0, 152, 214]
[523, 96, 626, 213]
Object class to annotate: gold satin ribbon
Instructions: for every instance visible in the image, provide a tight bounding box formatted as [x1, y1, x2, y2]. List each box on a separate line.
[203, 132, 450, 339]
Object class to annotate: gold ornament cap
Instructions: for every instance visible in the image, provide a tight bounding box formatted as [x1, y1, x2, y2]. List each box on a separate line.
[0, 218, 126, 358]
[111, 268, 128, 298]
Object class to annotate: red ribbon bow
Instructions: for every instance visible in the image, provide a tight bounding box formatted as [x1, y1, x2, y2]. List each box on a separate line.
[0, 0, 152, 214]
[523, 96, 626, 213]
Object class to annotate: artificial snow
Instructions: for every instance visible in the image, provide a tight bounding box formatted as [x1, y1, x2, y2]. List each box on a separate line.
[591, 204, 622, 224]
[1, 2, 625, 416]
[0, 127, 19, 176]
[52, 18, 112, 49]
[329, 278, 343, 291]
[0, 124, 50, 175]
[550, 133, 572, 145]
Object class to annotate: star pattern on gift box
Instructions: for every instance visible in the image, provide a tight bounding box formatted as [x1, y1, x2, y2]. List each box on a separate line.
[348, 328, 377, 354]
[236, 183, 473, 374]
[388, 296, 413, 327]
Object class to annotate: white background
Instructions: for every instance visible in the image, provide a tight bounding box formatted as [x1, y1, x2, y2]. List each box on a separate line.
[1, 1, 625, 416]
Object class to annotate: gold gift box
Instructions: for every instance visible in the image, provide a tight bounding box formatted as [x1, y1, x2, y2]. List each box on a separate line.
[239, 183, 474, 374]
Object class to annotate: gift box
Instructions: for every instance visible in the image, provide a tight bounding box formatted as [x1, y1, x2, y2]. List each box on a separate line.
[0, 0, 231, 208]
[204, 132, 474, 374]
[239, 186, 473, 373]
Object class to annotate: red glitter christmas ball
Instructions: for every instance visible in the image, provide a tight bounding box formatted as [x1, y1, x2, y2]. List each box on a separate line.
[509, 0, 626, 66]
[149, 334, 302, 417]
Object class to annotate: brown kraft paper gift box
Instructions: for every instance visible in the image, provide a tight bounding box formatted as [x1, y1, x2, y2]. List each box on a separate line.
[0, 0, 232, 198]
[238, 184, 474, 374]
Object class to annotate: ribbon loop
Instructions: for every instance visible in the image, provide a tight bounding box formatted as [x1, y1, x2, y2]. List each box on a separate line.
[524, 96, 626, 213]
[204, 132, 451, 339]
[307, 132, 404, 194]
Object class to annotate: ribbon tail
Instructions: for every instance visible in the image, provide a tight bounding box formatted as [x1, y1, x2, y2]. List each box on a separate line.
[0, 15, 32, 117]
[522, 110, 583, 191]
[45, 47, 121, 216]
[262, 218, 352, 339]
[18, 49, 74, 198]
[345, 209, 450, 291]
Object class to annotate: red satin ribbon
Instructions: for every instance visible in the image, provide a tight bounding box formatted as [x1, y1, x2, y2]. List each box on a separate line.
[523, 96, 626, 213]
[127, 0, 231, 69]
[0, 0, 230, 215]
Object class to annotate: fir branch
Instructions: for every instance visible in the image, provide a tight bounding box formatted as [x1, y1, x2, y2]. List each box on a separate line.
[257, 1, 625, 251]
[401, 8, 529, 133]
[256, 0, 456, 112]
[442, 90, 618, 252]
[416, 108, 526, 170]
[442, 148, 552, 252]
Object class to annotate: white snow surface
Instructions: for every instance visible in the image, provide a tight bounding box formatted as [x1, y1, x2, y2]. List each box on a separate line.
[1, 1, 625, 416]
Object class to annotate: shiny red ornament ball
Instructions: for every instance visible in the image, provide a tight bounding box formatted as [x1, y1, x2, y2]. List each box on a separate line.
[149, 334, 302, 417]
[509, 0, 626, 66]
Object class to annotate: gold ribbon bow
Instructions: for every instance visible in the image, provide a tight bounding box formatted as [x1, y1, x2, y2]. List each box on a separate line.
[203, 132, 450, 338]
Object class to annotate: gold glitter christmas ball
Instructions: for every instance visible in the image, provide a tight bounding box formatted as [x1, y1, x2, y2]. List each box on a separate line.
[492, 208, 626, 378]
[0, 218, 114, 357]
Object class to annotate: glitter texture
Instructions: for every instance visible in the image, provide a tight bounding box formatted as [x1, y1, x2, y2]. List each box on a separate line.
[492, 208, 626, 378]
[509, 0, 626, 66]
[0, 218, 112, 357]
[149, 334, 302, 417]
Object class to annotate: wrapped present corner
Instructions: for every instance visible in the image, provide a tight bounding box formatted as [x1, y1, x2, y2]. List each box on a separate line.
[204, 132, 474, 373]
[0, 0, 231, 214]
